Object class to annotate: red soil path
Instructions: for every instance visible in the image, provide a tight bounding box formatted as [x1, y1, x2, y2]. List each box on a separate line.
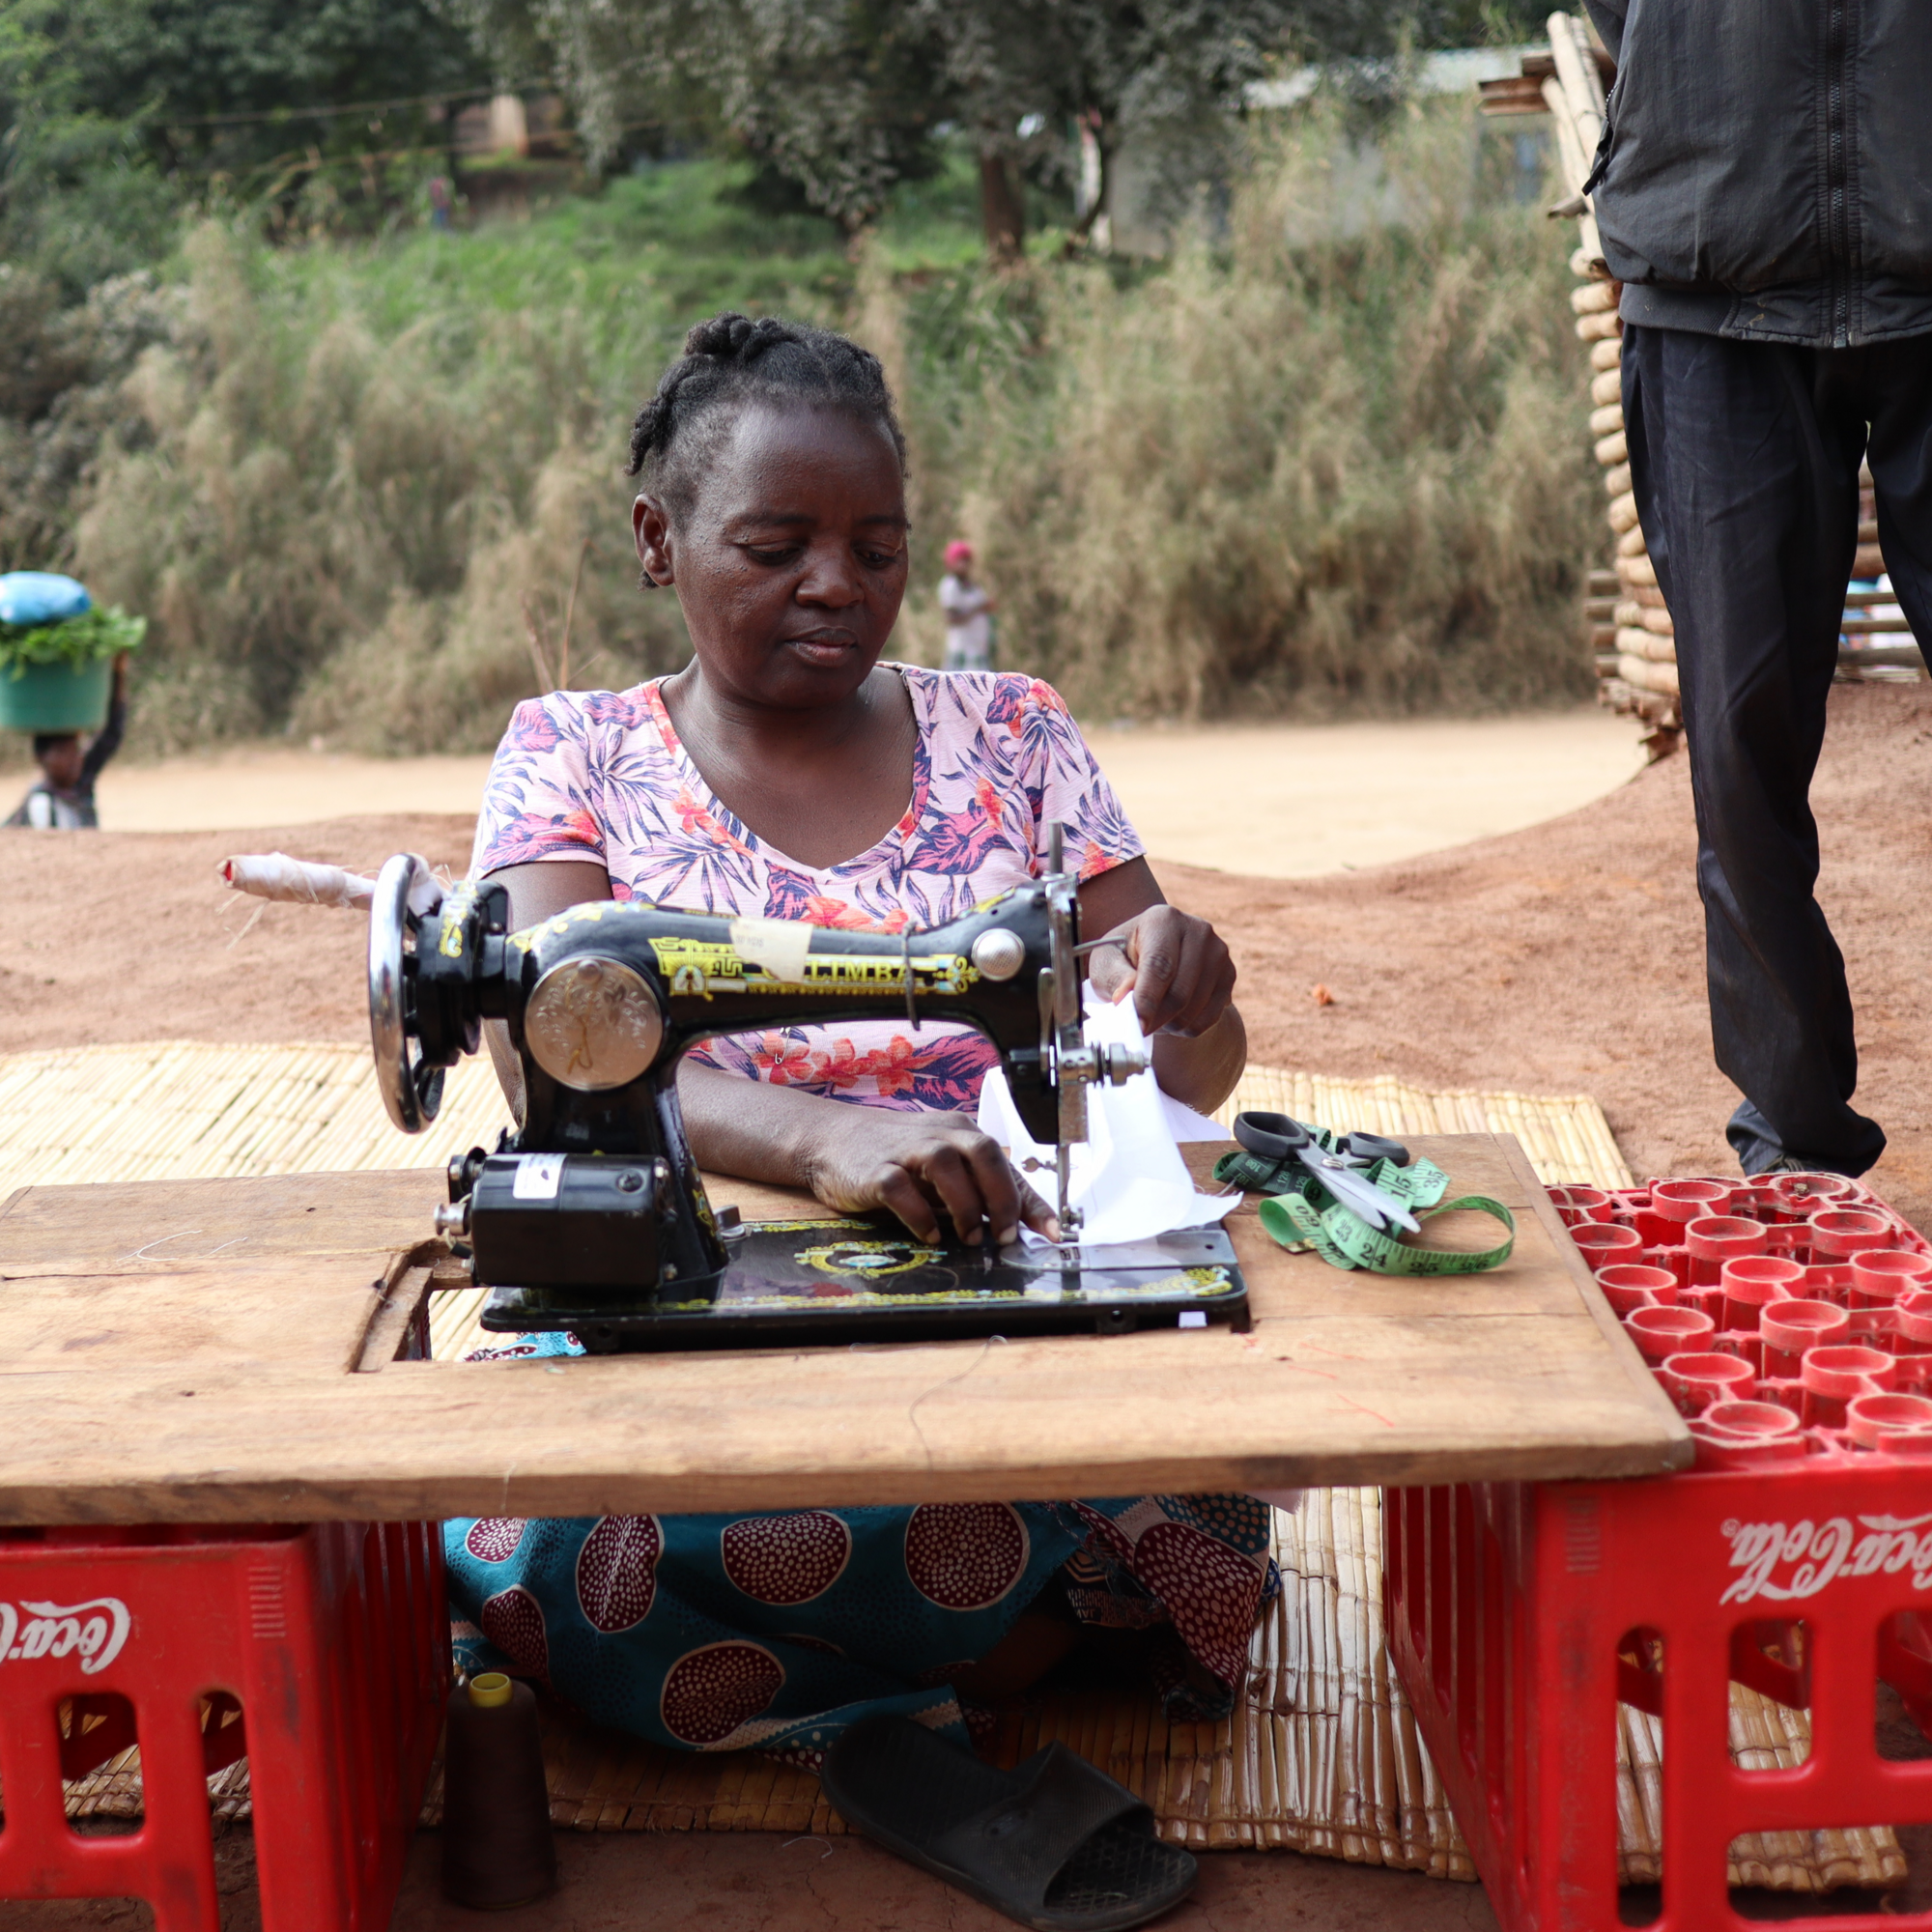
[6, 683, 1927, 1227]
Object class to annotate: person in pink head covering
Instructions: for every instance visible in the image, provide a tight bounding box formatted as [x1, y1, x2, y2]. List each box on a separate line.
[937, 537, 994, 672]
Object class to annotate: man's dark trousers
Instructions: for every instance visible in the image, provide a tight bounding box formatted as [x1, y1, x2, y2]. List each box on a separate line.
[1621, 324, 1932, 1175]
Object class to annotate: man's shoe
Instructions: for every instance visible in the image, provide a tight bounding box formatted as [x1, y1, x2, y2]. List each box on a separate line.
[1747, 1152, 1854, 1178]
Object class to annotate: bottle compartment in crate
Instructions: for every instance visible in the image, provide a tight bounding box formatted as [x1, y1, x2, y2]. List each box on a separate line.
[1548, 1172, 1932, 1468]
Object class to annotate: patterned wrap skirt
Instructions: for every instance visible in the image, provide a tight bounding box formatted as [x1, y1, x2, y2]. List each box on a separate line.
[447, 1338, 1275, 1757]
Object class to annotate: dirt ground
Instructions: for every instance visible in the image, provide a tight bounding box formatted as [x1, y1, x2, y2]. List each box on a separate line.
[10, 1825, 1508, 1932]
[4, 682, 1927, 1223]
[6, 706, 1646, 878]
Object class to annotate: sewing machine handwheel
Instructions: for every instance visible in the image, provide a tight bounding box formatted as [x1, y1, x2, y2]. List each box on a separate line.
[369, 851, 443, 1134]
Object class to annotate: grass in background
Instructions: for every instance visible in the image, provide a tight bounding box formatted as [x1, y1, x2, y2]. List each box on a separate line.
[271, 160, 853, 352]
[62, 110, 1598, 755]
[936, 104, 1598, 717]
[69, 163, 847, 753]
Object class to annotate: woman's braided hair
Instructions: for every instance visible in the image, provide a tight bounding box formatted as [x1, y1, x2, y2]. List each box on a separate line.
[626, 312, 906, 580]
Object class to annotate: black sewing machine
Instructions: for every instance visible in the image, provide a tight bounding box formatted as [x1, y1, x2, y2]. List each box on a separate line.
[367, 828, 1246, 1352]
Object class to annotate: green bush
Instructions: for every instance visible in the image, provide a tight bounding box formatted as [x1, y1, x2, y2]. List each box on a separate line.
[71, 224, 696, 751]
[0, 265, 180, 578]
[934, 105, 1599, 717]
[56, 111, 1598, 753]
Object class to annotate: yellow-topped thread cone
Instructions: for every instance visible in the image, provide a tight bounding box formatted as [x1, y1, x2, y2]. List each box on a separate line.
[442, 1671, 556, 1907]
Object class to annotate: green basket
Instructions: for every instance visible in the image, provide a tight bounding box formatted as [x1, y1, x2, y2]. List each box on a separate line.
[0, 656, 112, 734]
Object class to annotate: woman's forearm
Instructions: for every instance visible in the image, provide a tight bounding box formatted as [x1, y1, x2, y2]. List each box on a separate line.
[497, 1009, 1242, 1162]
[1151, 1005, 1246, 1115]
[675, 1061, 846, 1189]
[681, 1023, 1244, 1172]
[1075, 861, 1241, 1113]
[490, 1022, 940, 1190]
[676, 1062, 1055, 1243]
[483, 1018, 526, 1125]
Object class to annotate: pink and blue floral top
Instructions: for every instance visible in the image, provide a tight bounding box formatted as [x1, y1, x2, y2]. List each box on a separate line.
[470, 666, 1144, 1113]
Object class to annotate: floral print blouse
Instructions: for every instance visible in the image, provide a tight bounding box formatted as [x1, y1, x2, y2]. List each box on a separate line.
[470, 666, 1144, 1112]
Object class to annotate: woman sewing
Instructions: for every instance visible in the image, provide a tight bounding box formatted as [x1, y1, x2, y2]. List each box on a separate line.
[451, 312, 1267, 1771]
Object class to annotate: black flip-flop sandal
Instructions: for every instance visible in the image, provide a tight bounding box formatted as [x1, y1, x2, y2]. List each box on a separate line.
[820, 1714, 1197, 1932]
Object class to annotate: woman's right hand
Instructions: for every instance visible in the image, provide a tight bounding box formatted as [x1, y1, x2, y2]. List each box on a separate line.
[805, 1107, 1058, 1247]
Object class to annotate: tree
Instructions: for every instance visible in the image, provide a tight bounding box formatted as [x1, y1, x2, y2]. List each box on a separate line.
[443, 0, 946, 233]
[448, 0, 1312, 256]
[0, 0, 491, 282]
[446, 0, 1548, 260]
[926, 0, 1562, 255]
[911, 0, 1301, 258]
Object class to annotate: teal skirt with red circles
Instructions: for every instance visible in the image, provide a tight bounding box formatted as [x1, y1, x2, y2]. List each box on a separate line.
[446, 1333, 1277, 1761]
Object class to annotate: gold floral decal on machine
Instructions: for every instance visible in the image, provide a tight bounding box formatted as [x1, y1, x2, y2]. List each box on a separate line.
[646, 935, 976, 1001]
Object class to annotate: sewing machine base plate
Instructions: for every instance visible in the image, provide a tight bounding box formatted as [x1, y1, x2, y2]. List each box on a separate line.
[477, 1218, 1248, 1353]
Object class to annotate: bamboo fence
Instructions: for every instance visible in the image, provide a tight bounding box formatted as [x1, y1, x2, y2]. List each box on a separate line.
[0, 1041, 1630, 1199]
[1212, 1064, 1632, 1190]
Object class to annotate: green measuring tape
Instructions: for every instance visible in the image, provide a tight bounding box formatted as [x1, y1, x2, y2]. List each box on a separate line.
[1214, 1125, 1516, 1276]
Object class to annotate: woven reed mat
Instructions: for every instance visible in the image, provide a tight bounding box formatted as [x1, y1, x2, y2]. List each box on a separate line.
[0, 1039, 512, 1188]
[22, 1041, 1890, 1891]
[0, 1042, 1631, 1193]
[1212, 1064, 1634, 1191]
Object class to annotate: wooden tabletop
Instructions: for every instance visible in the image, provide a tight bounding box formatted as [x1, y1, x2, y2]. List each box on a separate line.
[0, 1135, 1689, 1523]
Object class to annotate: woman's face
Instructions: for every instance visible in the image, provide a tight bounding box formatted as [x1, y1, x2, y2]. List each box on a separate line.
[635, 403, 909, 710]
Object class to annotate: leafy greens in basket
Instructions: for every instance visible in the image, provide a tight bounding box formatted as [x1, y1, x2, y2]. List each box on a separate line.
[0, 606, 146, 675]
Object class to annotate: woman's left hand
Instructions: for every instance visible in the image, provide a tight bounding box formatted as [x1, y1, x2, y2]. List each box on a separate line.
[1084, 904, 1237, 1039]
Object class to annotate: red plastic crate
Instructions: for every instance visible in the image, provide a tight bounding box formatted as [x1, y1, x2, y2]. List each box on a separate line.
[0, 1520, 446, 1931]
[1387, 1174, 1932, 1931]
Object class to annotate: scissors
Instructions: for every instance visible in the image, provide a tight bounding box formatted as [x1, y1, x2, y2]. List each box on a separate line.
[1232, 1112, 1421, 1235]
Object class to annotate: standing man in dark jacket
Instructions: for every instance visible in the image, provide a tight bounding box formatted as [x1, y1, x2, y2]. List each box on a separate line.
[1584, 0, 1932, 1177]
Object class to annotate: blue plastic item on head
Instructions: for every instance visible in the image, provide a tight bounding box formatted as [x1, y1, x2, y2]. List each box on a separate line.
[0, 572, 92, 627]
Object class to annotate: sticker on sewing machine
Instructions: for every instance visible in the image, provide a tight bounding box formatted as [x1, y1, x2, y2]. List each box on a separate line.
[649, 937, 744, 996]
[513, 1152, 566, 1200]
[728, 917, 814, 985]
[435, 882, 475, 958]
[795, 1239, 931, 1279]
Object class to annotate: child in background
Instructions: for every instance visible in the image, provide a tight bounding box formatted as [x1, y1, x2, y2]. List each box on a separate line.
[6, 652, 128, 829]
[938, 538, 994, 672]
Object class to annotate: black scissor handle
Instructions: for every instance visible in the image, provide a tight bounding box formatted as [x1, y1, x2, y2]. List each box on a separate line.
[1233, 1111, 1316, 1160]
[1336, 1130, 1410, 1168]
